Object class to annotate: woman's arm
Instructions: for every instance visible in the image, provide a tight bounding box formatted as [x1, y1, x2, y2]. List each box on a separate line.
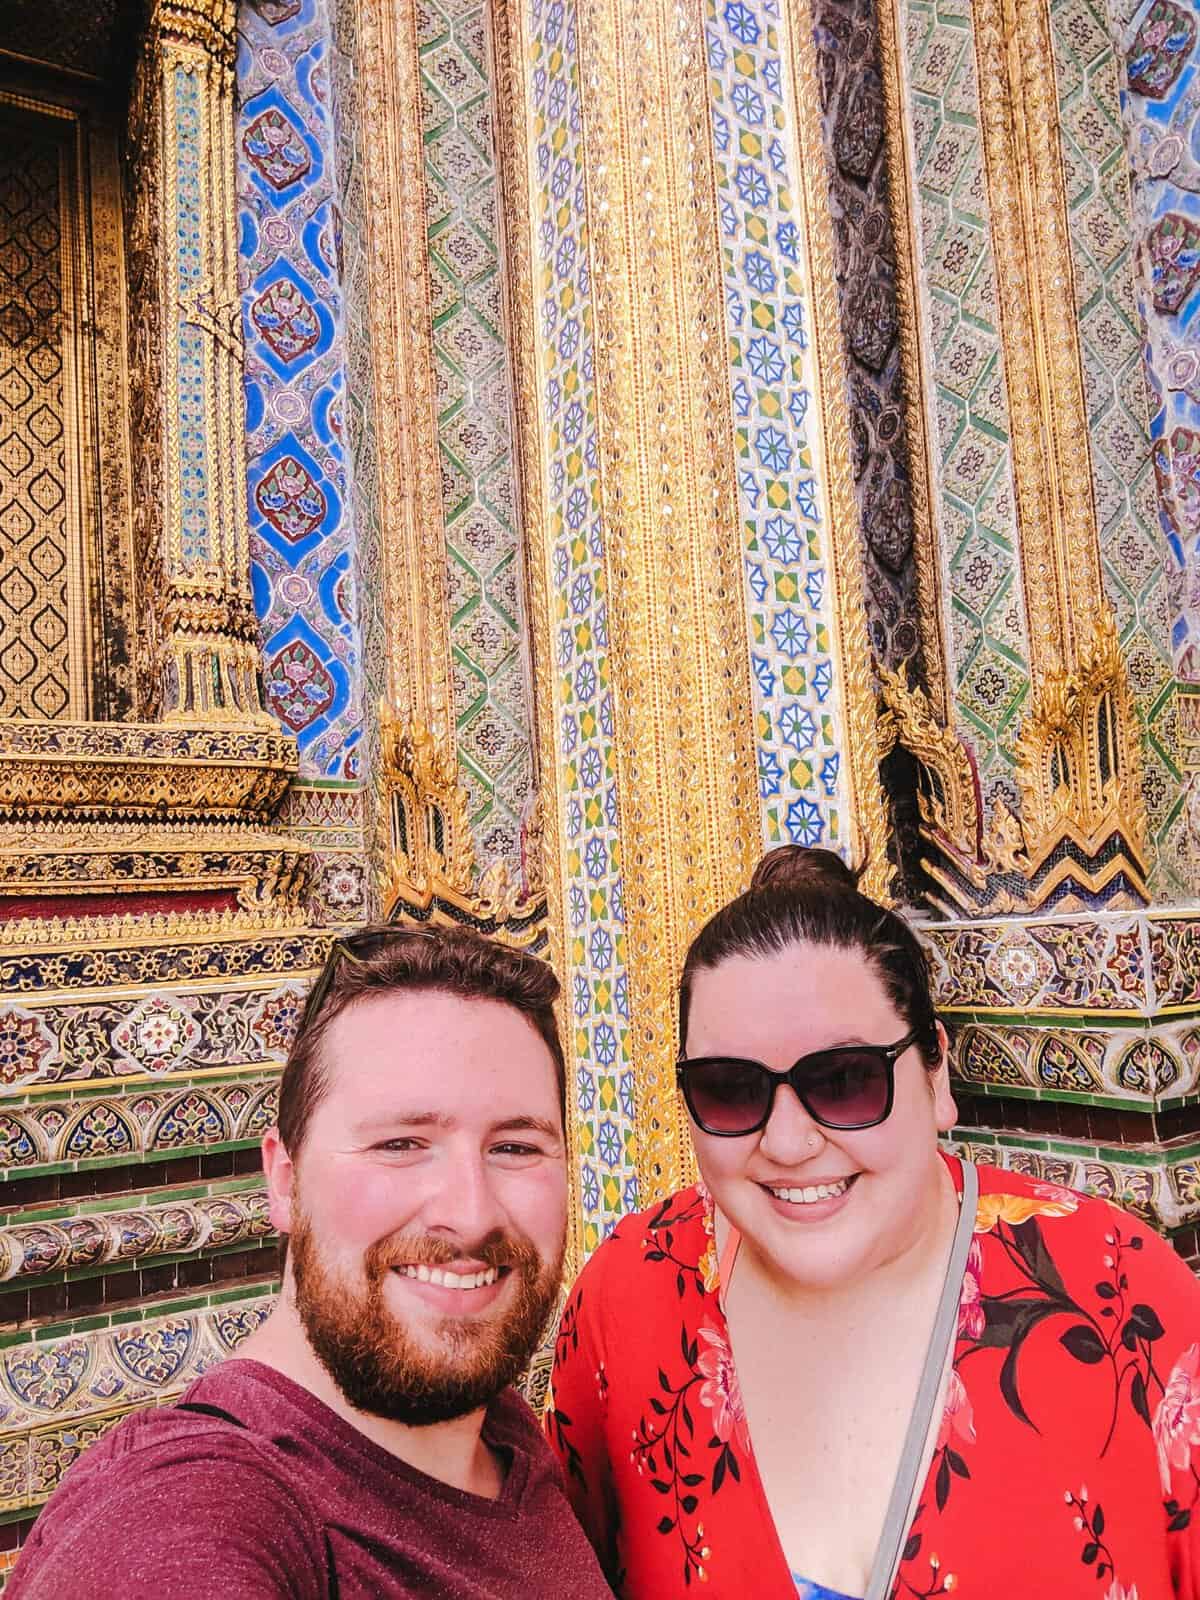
[546, 1264, 623, 1585]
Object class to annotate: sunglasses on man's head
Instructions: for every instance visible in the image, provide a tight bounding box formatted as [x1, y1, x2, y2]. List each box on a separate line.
[675, 1029, 921, 1137]
[301, 924, 438, 1029]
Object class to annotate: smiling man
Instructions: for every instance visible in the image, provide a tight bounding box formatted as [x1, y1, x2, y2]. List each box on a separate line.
[9, 926, 613, 1600]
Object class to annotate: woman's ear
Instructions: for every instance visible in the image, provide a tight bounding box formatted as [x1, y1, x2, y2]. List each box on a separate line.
[930, 1019, 958, 1133]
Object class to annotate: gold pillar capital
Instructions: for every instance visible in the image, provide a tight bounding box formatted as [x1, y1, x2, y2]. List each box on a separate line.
[145, 0, 239, 62]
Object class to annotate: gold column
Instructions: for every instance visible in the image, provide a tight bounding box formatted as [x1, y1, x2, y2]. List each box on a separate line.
[351, 0, 454, 746]
[132, 0, 272, 726]
[502, 0, 759, 1203]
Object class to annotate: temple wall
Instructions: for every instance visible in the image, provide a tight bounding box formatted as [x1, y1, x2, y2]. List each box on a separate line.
[0, 0, 1198, 1576]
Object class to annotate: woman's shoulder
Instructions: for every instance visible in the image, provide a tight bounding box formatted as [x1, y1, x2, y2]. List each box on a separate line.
[967, 1153, 1200, 1302]
[569, 1183, 714, 1297]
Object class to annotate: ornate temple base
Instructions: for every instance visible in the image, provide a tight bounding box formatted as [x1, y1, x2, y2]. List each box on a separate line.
[929, 907, 1200, 1254]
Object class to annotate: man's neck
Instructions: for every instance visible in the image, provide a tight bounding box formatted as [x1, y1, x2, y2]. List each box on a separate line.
[235, 1301, 506, 1500]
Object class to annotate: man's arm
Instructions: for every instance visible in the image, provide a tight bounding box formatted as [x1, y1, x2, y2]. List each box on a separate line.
[8, 1438, 327, 1600]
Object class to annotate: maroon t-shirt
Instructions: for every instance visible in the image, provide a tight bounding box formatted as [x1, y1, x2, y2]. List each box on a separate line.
[9, 1359, 615, 1599]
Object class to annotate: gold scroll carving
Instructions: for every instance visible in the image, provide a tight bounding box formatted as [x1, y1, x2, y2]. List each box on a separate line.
[500, 0, 759, 1207]
[880, 614, 1150, 912]
[379, 709, 547, 947]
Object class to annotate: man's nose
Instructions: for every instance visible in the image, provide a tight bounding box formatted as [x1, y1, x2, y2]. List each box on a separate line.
[758, 1080, 827, 1161]
[424, 1147, 509, 1244]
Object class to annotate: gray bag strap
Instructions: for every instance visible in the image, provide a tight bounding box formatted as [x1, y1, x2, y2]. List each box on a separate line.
[864, 1159, 979, 1600]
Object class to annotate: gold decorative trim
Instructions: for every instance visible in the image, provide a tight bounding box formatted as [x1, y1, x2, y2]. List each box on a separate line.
[874, 0, 950, 721]
[1014, 613, 1149, 885]
[351, 0, 453, 741]
[0, 903, 307, 948]
[782, 0, 892, 901]
[970, 0, 1105, 682]
[0, 823, 311, 916]
[0, 720, 297, 823]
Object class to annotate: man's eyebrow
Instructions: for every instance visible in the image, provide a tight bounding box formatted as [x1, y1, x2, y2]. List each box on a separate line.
[353, 1112, 562, 1138]
[354, 1110, 454, 1132]
[490, 1115, 562, 1140]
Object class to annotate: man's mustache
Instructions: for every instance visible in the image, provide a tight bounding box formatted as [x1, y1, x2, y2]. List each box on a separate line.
[366, 1228, 541, 1276]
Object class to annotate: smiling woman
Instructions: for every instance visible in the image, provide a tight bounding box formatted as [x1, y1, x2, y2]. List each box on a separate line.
[546, 848, 1200, 1599]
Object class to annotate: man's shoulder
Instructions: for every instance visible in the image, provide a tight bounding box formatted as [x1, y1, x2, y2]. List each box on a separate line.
[9, 1363, 325, 1599]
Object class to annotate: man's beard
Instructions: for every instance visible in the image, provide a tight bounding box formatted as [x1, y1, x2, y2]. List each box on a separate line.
[288, 1205, 564, 1426]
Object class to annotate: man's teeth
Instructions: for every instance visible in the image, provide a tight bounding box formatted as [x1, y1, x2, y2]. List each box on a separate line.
[395, 1264, 500, 1289]
[767, 1178, 852, 1204]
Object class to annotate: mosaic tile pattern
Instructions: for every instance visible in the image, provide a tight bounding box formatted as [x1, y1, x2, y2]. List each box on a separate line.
[948, 1131, 1200, 1230]
[924, 910, 1151, 1012]
[0, 930, 329, 998]
[1048, 0, 1186, 897]
[0, 982, 303, 1088]
[1110, 0, 1200, 893]
[706, 0, 854, 852]
[421, 0, 538, 873]
[952, 1018, 1200, 1101]
[1114, 0, 1200, 683]
[0, 1291, 274, 1513]
[238, 0, 364, 779]
[527, 0, 637, 1250]
[902, 0, 1033, 818]
[0, 1079, 279, 1171]
[811, 0, 924, 679]
[0, 1183, 271, 1284]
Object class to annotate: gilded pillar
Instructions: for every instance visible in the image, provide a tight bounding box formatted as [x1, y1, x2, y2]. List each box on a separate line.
[500, 0, 758, 1232]
[130, 0, 272, 725]
[876, 0, 1167, 911]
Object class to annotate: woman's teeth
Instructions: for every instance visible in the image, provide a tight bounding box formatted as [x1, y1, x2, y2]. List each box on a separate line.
[395, 1264, 500, 1289]
[767, 1178, 852, 1204]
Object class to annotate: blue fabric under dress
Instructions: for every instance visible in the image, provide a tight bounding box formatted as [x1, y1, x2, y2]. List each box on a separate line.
[791, 1578, 861, 1600]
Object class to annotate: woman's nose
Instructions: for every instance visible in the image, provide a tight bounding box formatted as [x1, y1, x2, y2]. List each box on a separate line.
[758, 1081, 827, 1160]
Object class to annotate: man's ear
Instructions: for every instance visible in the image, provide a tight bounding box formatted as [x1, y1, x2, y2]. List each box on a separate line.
[930, 1020, 958, 1133]
[262, 1127, 295, 1234]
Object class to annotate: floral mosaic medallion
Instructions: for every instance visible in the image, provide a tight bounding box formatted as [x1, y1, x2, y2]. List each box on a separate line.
[0, 1007, 53, 1087]
[113, 1321, 196, 1387]
[4, 1342, 90, 1414]
[251, 986, 306, 1056]
[705, 0, 854, 854]
[111, 997, 200, 1074]
[527, 0, 637, 1249]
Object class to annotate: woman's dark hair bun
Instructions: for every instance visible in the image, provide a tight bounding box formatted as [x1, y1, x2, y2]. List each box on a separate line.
[748, 845, 861, 895]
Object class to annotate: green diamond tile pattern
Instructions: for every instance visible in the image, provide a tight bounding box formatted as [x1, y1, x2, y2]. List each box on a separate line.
[1047, 0, 1186, 899]
[421, 0, 535, 873]
[905, 0, 1033, 819]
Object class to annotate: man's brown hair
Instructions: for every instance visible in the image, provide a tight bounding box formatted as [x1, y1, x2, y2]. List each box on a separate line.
[278, 924, 566, 1155]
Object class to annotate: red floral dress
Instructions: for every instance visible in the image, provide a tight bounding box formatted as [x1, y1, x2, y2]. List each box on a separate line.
[546, 1156, 1200, 1597]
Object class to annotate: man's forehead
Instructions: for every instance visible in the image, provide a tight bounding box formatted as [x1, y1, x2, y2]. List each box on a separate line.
[313, 989, 559, 1114]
